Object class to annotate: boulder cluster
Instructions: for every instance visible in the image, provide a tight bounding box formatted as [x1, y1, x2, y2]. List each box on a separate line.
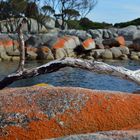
[0, 25, 140, 61]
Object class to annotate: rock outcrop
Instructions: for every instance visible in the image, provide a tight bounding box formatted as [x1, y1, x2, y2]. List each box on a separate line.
[0, 24, 140, 61]
[52, 36, 80, 59]
[0, 17, 56, 33]
[51, 130, 140, 140]
[0, 86, 140, 139]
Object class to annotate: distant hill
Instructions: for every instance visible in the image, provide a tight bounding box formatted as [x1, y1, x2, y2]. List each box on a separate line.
[67, 18, 113, 30]
[114, 18, 140, 28]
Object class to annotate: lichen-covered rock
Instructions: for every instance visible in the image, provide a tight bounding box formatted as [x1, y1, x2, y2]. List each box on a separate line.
[102, 36, 125, 47]
[37, 46, 54, 60]
[52, 36, 80, 58]
[82, 38, 95, 50]
[26, 47, 37, 60]
[3, 39, 19, 56]
[0, 87, 140, 139]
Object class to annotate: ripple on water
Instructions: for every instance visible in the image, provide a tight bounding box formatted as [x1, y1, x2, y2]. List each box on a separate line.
[0, 60, 140, 93]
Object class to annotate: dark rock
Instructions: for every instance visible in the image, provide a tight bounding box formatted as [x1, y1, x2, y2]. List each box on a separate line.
[133, 31, 140, 51]
[36, 46, 54, 60]
[103, 36, 125, 47]
[103, 29, 110, 39]
[25, 36, 42, 48]
[88, 29, 102, 39]
[91, 49, 105, 59]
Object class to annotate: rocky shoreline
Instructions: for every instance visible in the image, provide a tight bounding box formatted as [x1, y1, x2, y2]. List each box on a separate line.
[0, 25, 140, 62]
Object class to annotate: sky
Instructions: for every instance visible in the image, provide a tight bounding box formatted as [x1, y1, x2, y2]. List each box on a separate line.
[87, 0, 140, 24]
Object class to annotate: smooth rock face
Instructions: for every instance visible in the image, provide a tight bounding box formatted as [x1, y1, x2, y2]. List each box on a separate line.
[110, 47, 122, 59]
[118, 25, 138, 41]
[0, 18, 48, 33]
[61, 30, 92, 40]
[130, 54, 139, 60]
[119, 47, 130, 55]
[101, 49, 113, 59]
[0, 87, 140, 139]
[42, 17, 55, 29]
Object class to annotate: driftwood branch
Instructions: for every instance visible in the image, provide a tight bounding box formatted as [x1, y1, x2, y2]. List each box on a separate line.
[0, 58, 140, 89]
[16, 18, 27, 72]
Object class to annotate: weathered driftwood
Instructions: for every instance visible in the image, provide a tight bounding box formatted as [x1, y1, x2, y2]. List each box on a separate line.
[0, 58, 140, 89]
[16, 18, 27, 72]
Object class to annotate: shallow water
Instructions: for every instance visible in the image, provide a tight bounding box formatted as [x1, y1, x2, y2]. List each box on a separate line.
[0, 60, 140, 93]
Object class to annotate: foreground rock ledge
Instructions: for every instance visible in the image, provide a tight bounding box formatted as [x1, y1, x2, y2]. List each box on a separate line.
[0, 87, 140, 140]
[51, 130, 140, 140]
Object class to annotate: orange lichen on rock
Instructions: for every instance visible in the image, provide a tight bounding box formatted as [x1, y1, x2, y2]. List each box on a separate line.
[53, 38, 66, 49]
[41, 46, 50, 53]
[52, 36, 72, 49]
[82, 38, 96, 50]
[26, 46, 37, 52]
[3, 39, 13, 48]
[116, 36, 126, 46]
[13, 40, 19, 48]
[0, 40, 3, 46]
[82, 38, 94, 48]
[0, 87, 140, 140]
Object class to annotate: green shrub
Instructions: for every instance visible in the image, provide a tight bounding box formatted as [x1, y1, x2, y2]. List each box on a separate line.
[67, 20, 83, 30]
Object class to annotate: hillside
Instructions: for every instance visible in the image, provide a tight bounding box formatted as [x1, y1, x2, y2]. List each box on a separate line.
[114, 18, 140, 28]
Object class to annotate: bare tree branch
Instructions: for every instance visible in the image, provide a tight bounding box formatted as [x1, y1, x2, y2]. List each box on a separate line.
[16, 18, 27, 72]
[0, 58, 140, 90]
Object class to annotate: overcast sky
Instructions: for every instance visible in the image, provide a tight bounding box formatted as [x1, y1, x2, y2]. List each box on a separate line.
[87, 0, 140, 24]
